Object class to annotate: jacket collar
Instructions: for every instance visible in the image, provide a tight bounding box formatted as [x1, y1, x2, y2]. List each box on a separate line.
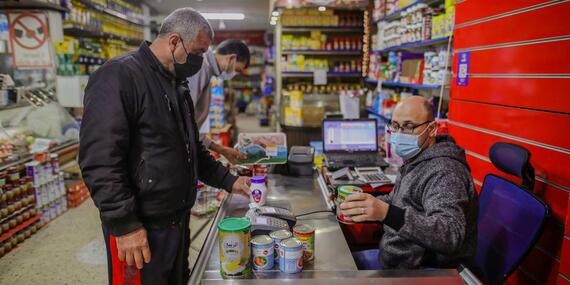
[205, 49, 222, 77]
[138, 41, 176, 82]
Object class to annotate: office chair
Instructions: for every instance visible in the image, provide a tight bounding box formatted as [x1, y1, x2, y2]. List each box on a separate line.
[468, 142, 550, 284]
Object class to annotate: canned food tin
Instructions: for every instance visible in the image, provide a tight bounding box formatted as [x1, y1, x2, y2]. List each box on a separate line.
[278, 237, 304, 274]
[269, 229, 292, 266]
[336, 185, 363, 223]
[217, 218, 252, 279]
[251, 235, 274, 271]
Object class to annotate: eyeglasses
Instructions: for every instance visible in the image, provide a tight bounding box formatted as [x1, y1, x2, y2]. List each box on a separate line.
[388, 120, 433, 134]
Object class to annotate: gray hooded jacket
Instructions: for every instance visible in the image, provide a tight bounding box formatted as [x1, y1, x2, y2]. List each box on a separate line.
[379, 135, 478, 269]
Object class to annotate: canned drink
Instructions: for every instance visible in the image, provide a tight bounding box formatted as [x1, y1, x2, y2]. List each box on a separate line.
[269, 229, 292, 266]
[251, 235, 274, 271]
[336, 185, 363, 223]
[279, 237, 303, 273]
[293, 224, 315, 262]
[218, 218, 252, 279]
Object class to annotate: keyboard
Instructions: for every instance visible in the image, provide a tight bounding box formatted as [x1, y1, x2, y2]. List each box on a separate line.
[325, 153, 388, 170]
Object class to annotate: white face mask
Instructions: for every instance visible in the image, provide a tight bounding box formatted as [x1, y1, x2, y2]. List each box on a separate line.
[220, 58, 237, 80]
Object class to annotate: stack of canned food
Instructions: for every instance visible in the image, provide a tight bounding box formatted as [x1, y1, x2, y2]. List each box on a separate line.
[218, 217, 316, 279]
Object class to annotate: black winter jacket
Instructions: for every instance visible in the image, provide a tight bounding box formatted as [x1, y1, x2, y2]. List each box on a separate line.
[79, 42, 237, 236]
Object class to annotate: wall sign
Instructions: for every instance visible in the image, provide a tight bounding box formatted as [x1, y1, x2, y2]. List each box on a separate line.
[8, 12, 53, 68]
[456, 51, 470, 87]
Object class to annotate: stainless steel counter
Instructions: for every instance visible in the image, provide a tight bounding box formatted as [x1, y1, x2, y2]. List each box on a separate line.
[188, 174, 465, 285]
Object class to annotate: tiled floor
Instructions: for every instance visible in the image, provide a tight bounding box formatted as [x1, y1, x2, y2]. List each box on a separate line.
[0, 113, 271, 285]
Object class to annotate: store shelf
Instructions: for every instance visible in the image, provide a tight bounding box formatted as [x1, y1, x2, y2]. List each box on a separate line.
[282, 71, 361, 78]
[0, 139, 79, 172]
[372, 0, 442, 24]
[282, 26, 363, 33]
[282, 49, 362, 55]
[0, 1, 69, 12]
[0, 215, 40, 244]
[372, 37, 451, 53]
[366, 79, 441, 89]
[366, 109, 391, 122]
[76, 0, 144, 26]
[0, 204, 35, 225]
[382, 81, 441, 89]
[63, 25, 142, 45]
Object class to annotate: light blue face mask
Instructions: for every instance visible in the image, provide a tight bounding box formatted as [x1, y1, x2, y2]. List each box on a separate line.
[390, 123, 433, 160]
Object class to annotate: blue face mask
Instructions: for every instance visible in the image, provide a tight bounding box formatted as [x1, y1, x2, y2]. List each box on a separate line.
[390, 124, 432, 160]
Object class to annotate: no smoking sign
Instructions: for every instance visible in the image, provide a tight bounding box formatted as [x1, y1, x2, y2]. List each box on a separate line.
[8, 12, 53, 68]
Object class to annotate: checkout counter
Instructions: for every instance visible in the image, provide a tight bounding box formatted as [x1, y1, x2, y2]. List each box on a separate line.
[187, 173, 466, 285]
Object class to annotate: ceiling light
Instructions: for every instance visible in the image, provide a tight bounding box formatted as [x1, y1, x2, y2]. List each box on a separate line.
[272, 11, 280, 17]
[271, 16, 278, 21]
[318, 6, 326, 12]
[201, 13, 245, 20]
[270, 20, 277, 25]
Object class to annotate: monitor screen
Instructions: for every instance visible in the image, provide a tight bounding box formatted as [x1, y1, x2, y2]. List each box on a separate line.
[323, 120, 377, 152]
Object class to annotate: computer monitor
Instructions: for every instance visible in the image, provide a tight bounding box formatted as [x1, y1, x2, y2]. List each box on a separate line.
[322, 119, 378, 153]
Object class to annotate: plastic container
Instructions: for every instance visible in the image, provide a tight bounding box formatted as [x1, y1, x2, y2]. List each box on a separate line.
[217, 218, 252, 279]
[249, 176, 267, 207]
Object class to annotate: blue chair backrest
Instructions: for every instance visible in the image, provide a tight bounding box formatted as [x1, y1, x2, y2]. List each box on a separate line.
[472, 143, 549, 284]
[489, 142, 535, 190]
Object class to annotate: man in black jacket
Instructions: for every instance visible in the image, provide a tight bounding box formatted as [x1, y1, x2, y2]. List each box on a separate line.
[79, 8, 250, 285]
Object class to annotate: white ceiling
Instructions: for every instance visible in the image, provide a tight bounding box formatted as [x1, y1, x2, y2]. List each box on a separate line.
[144, 0, 271, 31]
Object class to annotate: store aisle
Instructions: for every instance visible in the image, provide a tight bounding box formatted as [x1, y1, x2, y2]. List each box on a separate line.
[235, 113, 273, 133]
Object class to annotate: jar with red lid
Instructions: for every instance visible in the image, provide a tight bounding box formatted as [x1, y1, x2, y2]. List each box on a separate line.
[4, 184, 13, 202]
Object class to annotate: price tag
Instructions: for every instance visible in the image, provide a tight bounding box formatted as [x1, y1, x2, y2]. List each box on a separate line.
[314, 69, 327, 85]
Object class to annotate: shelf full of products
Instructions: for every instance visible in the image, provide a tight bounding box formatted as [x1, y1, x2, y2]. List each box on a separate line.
[276, 7, 366, 129]
[368, 0, 454, 87]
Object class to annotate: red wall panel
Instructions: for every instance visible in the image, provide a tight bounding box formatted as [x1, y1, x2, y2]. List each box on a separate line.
[454, 1, 570, 49]
[448, 124, 570, 189]
[560, 238, 570, 277]
[557, 275, 570, 285]
[464, 153, 569, 221]
[449, 77, 570, 114]
[455, 0, 550, 25]
[535, 218, 565, 259]
[520, 247, 560, 284]
[451, 39, 570, 75]
[449, 100, 570, 150]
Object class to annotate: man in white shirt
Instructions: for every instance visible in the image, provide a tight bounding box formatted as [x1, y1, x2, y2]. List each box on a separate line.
[187, 39, 250, 164]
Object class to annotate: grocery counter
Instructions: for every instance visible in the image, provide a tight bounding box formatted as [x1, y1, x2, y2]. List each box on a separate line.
[188, 174, 465, 285]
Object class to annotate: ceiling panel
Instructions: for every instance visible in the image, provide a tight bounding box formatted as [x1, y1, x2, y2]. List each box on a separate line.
[144, 0, 271, 31]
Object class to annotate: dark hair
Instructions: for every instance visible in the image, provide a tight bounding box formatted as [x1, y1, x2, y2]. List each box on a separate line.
[215, 39, 250, 68]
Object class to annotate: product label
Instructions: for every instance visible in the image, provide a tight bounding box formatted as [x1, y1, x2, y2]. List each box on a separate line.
[456, 52, 470, 87]
[251, 189, 262, 203]
[221, 234, 243, 260]
[252, 244, 274, 270]
[279, 247, 303, 273]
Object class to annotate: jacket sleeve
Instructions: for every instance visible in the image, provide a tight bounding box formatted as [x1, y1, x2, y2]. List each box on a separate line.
[390, 171, 471, 255]
[185, 90, 238, 192]
[79, 62, 142, 236]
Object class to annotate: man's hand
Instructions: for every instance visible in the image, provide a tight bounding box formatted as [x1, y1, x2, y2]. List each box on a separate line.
[231, 176, 251, 197]
[210, 142, 246, 165]
[219, 146, 247, 164]
[116, 227, 151, 269]
[340, 193, 389, 223]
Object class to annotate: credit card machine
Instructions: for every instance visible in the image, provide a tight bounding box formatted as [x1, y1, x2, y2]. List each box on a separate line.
[246, 206, 297, 236]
